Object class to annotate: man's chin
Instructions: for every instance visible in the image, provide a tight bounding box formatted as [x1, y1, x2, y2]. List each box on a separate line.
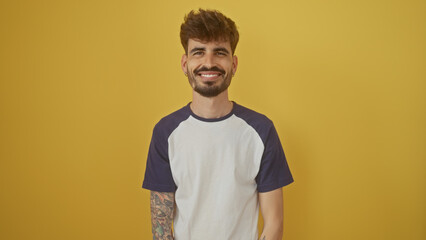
[196, 77, 221, 86]
[189, 76, 231, 97]
[194, 87, 225, 98]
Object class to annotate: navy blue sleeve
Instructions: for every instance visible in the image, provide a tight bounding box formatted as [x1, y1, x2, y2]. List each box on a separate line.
[256, 123, 294, 192]
[142, 124, 177, 192]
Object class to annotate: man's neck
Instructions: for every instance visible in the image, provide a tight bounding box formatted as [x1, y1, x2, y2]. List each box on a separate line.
[190, 90, 233, 119]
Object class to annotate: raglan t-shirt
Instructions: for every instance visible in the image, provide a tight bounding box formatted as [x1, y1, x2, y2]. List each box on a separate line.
[142, 102, 293, 240]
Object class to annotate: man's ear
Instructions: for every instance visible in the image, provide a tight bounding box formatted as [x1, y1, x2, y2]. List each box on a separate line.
[232, 55, 238, 75]
[181, 54, 188, 75]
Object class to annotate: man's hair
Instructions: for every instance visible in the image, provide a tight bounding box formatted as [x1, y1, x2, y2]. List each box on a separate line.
[180, 9, 239, 55]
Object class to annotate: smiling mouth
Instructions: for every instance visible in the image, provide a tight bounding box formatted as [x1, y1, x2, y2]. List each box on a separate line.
[199, 73, 221, 77]
[194, 66, 225, 81]
[197, 72, 222, 81]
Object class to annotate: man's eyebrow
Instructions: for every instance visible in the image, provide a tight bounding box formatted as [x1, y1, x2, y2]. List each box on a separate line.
[214, 47, 230, 54]
[190, 47, 205, 54]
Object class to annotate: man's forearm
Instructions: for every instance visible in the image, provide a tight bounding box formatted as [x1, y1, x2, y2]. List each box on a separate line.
[259, 222, 284, 240]
[258, 188, 284, 240]
[258, 211, 284, 240]
[150, 191, 175, 240]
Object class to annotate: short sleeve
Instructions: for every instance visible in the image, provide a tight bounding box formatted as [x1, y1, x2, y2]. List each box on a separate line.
[256, 124, 294, 192]
[142, 124, 177, 192]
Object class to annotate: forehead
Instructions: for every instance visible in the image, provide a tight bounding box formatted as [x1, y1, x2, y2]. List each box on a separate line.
[188, 38, 232, 51]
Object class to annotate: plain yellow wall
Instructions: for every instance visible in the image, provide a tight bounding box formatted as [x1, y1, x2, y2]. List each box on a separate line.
[0, 0, 425, 239]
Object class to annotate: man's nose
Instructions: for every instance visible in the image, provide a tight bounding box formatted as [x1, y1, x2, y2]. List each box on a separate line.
[203, 53, 216, 68]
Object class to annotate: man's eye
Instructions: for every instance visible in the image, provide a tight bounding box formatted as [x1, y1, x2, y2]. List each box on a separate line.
[216, 52, 226, 56]
[193, 51, 203, 56]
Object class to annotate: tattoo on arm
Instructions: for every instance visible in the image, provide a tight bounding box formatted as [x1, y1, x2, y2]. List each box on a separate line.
[150, 191, 175, 240]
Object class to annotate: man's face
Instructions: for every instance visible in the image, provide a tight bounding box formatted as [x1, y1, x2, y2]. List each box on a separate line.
[181, 38, 238, 98]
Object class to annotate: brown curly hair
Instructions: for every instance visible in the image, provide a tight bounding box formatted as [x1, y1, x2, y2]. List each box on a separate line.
[180, 9, 239, 55]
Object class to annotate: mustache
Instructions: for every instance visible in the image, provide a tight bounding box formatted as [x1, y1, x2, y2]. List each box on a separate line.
[194, 66, 225, 75]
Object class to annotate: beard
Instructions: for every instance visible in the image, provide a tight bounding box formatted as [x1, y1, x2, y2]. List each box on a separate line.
[187, 66, 233, 98]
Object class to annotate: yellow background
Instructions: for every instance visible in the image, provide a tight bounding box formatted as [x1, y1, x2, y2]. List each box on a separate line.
[0, 0, 425, 239]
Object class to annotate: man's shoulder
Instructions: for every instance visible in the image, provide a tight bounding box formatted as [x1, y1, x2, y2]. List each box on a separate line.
[233, 102, 273, 126]
[152, 103, 191, 137]
[233, 102, 275, 141]
[157, 104, 191, 124]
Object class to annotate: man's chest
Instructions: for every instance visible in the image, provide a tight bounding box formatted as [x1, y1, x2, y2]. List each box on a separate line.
[167, 118, 265, 188]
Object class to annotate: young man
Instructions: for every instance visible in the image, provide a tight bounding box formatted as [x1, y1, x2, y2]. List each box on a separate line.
[142, 9, 294, 240]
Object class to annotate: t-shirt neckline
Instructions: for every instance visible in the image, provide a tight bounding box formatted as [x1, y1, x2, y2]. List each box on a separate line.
[186, 101, 236, 122]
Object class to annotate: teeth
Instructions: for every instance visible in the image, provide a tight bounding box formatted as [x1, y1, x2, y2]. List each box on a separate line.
[201, 74, 219, 77]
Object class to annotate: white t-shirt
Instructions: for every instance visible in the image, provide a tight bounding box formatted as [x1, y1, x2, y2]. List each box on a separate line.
[143, 102, 293, 240]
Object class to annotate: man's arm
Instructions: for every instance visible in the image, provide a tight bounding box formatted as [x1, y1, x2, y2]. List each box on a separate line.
[258, 188, 284, 240]
[150, 191, 175, 240]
